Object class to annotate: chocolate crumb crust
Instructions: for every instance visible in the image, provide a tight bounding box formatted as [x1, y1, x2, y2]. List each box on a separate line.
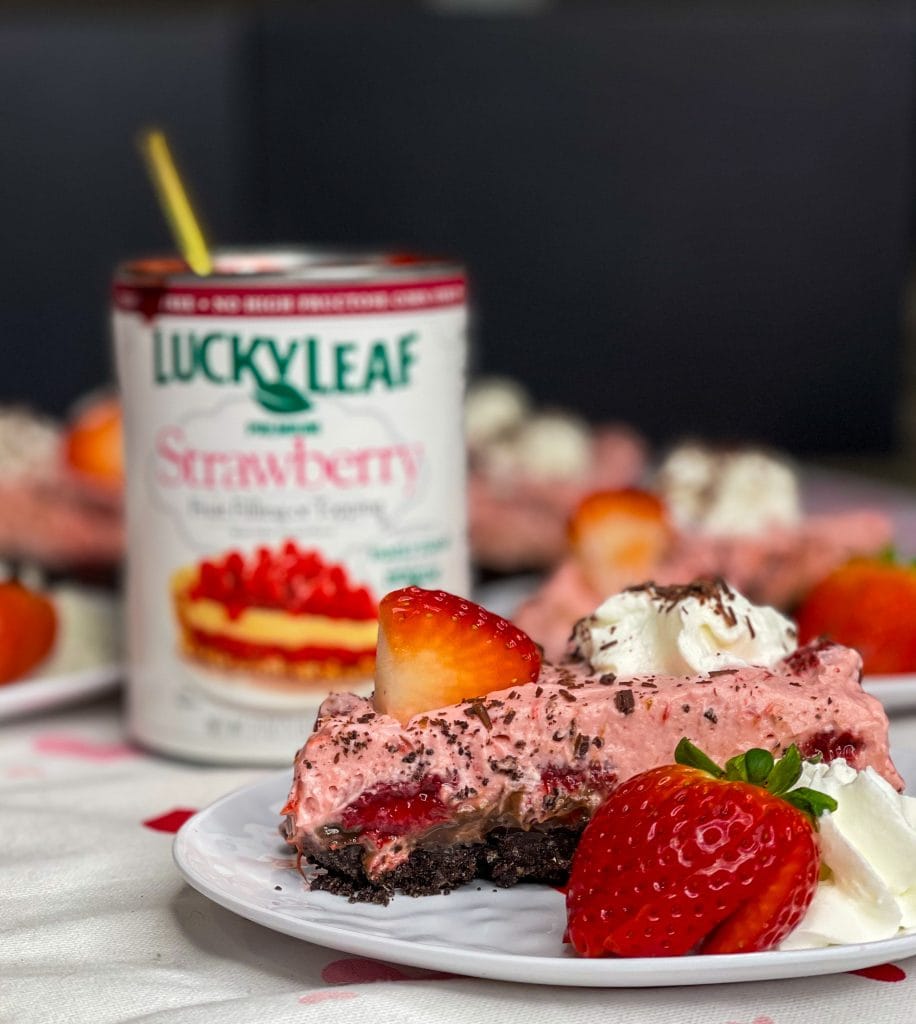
[306, 825, 583, 905]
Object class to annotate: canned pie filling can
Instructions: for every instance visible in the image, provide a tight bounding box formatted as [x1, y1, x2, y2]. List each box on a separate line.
[113, 249, 469, 764]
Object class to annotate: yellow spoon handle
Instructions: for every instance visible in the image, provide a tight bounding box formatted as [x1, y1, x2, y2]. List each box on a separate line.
[138, 129, 213, 276]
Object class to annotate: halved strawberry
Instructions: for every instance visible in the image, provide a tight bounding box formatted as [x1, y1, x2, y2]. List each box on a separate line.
[565, 739, 835, 958]
[569, 489, 671, 596]
[64, 396, 123, 488]
[797, 558, 916, 675]
[0, 581, 57, 684]
[374, 586, 541, 724]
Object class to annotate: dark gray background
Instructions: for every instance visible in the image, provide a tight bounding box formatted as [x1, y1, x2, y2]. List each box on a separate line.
[2, 1, 914, 452]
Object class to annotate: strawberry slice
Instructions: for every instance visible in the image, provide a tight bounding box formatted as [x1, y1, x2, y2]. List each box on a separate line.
[569, 489, 671, 596]
[565, 739, 834, 958]
[374, 586, 541, 724]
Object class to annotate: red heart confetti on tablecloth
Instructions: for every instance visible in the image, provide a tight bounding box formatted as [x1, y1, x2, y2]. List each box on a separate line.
[849, 963, 906, 983]
[33, 733, 138, 761]
[321, 957, 454, 985]
[298, 991, 360, 1005]
[142, 809, 198, 833]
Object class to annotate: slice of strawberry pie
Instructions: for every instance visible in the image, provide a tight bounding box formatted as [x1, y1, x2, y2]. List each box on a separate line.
[281, 581, 900, 902]
[172, 541, 377, 688]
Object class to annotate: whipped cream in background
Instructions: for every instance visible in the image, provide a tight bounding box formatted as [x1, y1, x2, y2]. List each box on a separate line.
[464, 377, 530, 449]
[466, 378, 592, 483]
[780, 760, 916, 949]
[0, 407, 59, 481]
[657, 443, 801, 536]
[573, 579, 798, 677]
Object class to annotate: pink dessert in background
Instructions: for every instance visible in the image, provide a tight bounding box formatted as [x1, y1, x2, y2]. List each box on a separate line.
[0, 406, 123, 570]
[516, 510, 894, 661]
[282, 638, 899, 883]
[465, 378, 646, 570]
[469, 426, 647, 570]
[514, 444, 893, 660]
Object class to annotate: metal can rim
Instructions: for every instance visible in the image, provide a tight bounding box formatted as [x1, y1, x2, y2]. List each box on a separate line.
[114, 245, 465, 287]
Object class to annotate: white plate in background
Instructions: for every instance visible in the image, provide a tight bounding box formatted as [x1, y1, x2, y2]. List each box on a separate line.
[863, 676, 916, 714]
[0, 586, 122, 720]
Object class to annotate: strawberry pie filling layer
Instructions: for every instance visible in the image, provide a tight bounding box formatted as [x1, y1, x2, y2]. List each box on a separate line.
[282, 641, 900, 880]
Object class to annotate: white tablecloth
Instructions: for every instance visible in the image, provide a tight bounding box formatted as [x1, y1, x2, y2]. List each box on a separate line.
[4, 694, 916, 1024]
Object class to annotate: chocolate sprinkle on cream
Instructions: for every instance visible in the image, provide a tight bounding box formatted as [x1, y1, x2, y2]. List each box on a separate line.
[466, 702, 492, 730]
[614, 689, 636, 715]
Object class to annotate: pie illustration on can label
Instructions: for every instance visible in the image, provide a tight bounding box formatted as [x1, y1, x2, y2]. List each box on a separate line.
[171, 540, 378, 690]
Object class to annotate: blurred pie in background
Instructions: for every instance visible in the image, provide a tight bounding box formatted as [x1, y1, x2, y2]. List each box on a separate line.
[514, 443, 893, 661]
[466, 377, 647, 572]
[0, 395, 123, 573]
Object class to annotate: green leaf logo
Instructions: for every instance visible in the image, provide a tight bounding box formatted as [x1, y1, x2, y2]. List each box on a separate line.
[253, 381, 311, 414]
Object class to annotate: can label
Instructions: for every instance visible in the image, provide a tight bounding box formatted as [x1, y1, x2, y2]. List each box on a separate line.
[114, 266, 468, 764]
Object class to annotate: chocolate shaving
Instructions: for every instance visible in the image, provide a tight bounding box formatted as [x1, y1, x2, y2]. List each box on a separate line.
[614, 689, 635, 716]
[598, 673, 617, 686]
[703, 708, 718, 724]
[466, 702, 492, 730]
[558, 688, 576, 703]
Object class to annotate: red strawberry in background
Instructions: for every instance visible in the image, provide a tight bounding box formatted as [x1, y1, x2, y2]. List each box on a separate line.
[568, 489, 672, 596]
[374, 586, 541, 724]
[796, 557, 916, 675]
[565, 739, 836, 958]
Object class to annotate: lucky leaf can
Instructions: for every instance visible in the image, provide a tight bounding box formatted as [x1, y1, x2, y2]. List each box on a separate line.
[113, 249, 469, 764]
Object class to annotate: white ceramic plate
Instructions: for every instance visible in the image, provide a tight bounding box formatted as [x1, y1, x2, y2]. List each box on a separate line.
[174, 761, 916, 988]
[0, 663, 121, 720]
[0, 586, 122, 721]
[863, 676, 916, 714]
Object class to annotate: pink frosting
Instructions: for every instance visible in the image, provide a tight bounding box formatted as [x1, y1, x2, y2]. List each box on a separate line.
[468, 426, 646, 570]
[0, 476, 123, 568]
[283, 641, 900, 878]
[515, 510, 893, 661]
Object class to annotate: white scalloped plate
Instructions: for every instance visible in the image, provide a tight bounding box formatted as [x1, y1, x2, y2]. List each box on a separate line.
[0, 586, 122, 721]
[863, 676, 916, 714]
[174, 765, 916, 988]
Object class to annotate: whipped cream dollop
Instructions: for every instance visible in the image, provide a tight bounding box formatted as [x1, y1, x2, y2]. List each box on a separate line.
[572, 579, 798, 677]
[0, 407, 59, 481]
[464, 377, 530, 449]
[467, 375, 592, 483]
[657, 444, 801, 536]
[780, 760, 916, 950]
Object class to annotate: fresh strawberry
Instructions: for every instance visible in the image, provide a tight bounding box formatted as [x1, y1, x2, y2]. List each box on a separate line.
[568, 489, 672, 595]
[374, 586, 541, 724]
[797, 557, 916, 675]
[565, 739, 835, 958]
[64, 396, 124, 488]
[0, 581, 57, 684]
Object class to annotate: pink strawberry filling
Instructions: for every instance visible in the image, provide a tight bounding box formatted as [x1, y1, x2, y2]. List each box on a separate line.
[339, 776, 449, 841]
[540, 765, 618, 797]
[799, 730, 862, 762]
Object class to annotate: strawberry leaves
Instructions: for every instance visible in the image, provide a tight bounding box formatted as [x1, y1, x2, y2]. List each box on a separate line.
[675, 737, 838, 823]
